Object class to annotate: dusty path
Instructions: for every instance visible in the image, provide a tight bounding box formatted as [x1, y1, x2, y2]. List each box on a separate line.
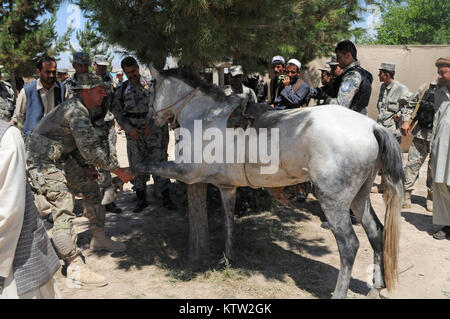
[52, 131, 450, 299]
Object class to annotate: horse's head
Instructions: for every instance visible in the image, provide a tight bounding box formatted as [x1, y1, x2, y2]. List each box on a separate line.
[149, 64, 199, 127]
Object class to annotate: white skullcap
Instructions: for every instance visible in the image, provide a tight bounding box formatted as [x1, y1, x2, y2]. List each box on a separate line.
[272, 56, 285, 65]
[287, 59, 301, 69]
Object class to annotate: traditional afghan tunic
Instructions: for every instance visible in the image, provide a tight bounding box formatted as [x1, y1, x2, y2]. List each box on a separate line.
[431, 88, 450, 226]
[0, 125, 61, 299]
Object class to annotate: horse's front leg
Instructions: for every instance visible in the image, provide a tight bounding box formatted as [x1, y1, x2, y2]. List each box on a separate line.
[134, 161, 203, 184]
[218, 187, 237, 262]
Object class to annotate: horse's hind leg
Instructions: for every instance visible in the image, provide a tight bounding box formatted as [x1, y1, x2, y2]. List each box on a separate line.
[219, 187, 237, 262]
[351, 177, 385, 296]
[319, 198, 359, 299]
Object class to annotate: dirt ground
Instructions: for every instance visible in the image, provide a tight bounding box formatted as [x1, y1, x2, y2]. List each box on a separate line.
[52, 131, 450, 299]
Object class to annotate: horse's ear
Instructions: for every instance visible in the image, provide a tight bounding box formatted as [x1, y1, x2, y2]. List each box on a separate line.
[149, 63, 161, 82]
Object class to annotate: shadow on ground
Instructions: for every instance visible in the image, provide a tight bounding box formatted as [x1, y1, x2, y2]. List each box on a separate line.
[80, 185, 370, 298]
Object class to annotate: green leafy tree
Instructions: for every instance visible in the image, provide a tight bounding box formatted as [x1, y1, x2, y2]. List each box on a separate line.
[71, 21, 113, 71]
[77, 0, 373, 72]
[370, 0, 450, 44]
[0, 1, 72, 96]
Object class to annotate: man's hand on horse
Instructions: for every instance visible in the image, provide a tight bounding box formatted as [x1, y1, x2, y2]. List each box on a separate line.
[401, 121, 412, 136]
[113, 167, 135, 183]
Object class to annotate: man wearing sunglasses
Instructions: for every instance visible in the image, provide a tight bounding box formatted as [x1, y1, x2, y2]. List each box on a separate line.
[272, 59, 311, 110]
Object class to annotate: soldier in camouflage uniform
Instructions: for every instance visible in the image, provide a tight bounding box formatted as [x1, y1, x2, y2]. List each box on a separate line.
[0, 65, 15, 122]
[26, 73, 134, 287]
[400, 80, 443, 210]
[112, 56, 174, 213]
[92, 55, 122, 214]
[376, 63, 413, 142]
[66, 53, 122, 214]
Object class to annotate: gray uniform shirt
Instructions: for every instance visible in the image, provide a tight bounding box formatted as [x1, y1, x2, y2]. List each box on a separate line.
[376, 80, 412, 137]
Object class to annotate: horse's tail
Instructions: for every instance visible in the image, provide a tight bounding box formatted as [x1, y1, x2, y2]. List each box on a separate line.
[373, 125, 405, 292]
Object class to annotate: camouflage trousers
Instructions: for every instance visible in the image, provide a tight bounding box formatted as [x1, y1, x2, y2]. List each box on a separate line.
[27, 156, 106, 260]
[404, 137, 432, 193]
[97, 122, 118, 195]
[126, 126, 171, 197]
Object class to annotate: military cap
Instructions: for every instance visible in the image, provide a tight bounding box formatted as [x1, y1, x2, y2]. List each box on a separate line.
[272, 55, 285, 66]
[94, 55, 109, 66]
[435, 57, 450, 68]
[287, 58, 302, 70]
[379, 62, 395, 72]
[113, 68, 123, 75]
[57, 68, 69, 74]
[319, 64, 331, 73]
[327, 55, 339, 66]
[229, 65, 244, 77]
[73, 52, 91, 65]
[72, 73, 106, 90]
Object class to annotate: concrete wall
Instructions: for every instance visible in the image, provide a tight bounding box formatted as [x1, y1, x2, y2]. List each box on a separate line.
[306, 44, 450, 119]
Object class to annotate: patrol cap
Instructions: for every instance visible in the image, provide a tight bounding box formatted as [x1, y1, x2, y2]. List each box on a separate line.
[327, 55, 339, 66]
[379, 62, 395, 72]
[72, 73, 106, 90]
[73, 52, 91, 65]
[229, 65, 244, 77]
[57, 68, 69, 74]
[113, 68, 123, 74]
[287, 59, 302, 70]
[435, 57, 450, 68]
[94, 55, 109, 66]
[272, 55, 285, 66]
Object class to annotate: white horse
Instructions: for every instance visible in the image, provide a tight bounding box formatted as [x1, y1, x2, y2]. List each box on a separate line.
[137, 66, 404, 299]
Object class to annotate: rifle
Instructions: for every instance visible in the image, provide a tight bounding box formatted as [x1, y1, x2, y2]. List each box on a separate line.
[409, 82, 431, 129]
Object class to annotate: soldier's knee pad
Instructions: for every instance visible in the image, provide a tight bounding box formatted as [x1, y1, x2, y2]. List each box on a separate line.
[52, 230, 76, 257]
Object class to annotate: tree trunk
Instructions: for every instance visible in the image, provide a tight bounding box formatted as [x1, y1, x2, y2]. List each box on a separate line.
[9, 68, 18, 99]
[186, 183, 209, 263]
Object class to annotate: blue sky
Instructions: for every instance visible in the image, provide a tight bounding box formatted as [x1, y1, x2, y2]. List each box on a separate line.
[53, 2, 379, 69]
[54, 3, 124, 69]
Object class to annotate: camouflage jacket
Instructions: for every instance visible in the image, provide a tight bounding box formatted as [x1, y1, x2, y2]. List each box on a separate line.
[25, 95, 118, 172]
[64, 75, 78, 99]
[376, 80, 413, 137]
[328, 61, 366, 114]
[0, 80, 15, 121]
[111, 80, 155, 133]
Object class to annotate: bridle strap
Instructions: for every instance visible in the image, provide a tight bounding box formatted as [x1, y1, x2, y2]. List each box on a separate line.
[153, 85, 200, 125]
[170, 86, 200, 126]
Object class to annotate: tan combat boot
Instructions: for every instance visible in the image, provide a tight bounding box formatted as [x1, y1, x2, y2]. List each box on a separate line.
[426, 190, 433, 212]
[90, 228, 127, 253]
[402, 190, 412, 208]
[66, 255, 108, 288]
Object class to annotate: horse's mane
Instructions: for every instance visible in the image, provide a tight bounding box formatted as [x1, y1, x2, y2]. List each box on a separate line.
[160, 68, 232, 104]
